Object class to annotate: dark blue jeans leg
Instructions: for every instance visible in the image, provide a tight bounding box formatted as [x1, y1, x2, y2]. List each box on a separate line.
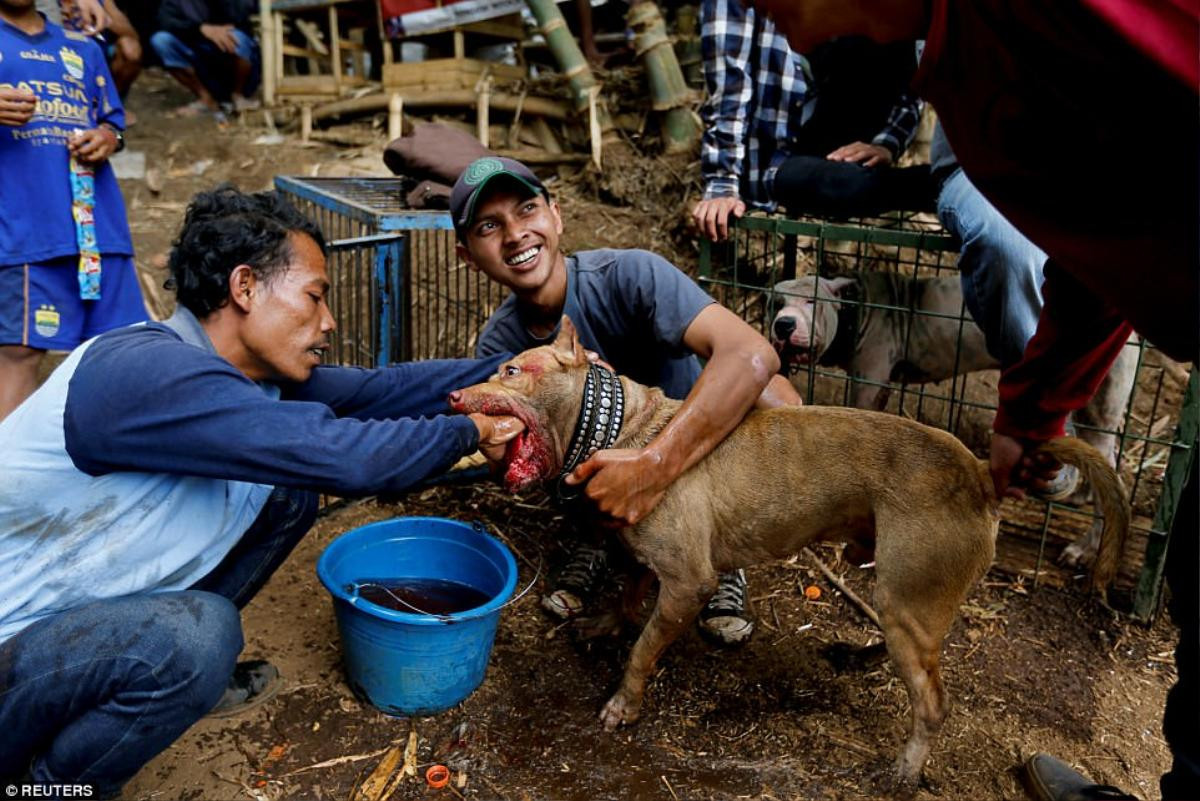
[773, 155, 935, 219]
[188, 487, 319, 609]
[0, 592, 241, 796]
[1161, 451, 1199, 800]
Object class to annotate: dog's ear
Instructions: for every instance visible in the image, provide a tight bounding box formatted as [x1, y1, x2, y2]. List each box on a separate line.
[819, 276, 857, 297]
[552, 315, 588, 366]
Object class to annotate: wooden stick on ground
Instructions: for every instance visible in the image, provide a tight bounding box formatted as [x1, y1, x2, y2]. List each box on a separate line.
[803, 547, 882, 630]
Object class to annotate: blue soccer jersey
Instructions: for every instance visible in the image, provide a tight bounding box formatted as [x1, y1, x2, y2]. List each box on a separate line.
[0, 15, 133, 264]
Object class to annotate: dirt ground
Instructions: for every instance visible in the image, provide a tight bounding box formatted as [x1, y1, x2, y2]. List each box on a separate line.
[108, 69, 1178, 801]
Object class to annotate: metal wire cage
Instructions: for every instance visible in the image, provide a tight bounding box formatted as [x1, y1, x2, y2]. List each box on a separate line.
[275, 176, 510, 365]
[700, 213, 1197, 621]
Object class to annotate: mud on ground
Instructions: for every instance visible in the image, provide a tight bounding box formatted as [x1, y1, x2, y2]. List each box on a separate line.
[111, 70, 1176, 801]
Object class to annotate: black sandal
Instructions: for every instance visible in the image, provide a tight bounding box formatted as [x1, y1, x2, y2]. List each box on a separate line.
[206, 659, 282, 719]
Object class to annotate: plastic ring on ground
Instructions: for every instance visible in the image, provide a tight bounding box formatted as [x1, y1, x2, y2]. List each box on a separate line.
[426, 764, 450, 789]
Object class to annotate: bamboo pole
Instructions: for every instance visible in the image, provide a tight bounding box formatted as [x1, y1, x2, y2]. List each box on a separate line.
[476, 77, 492, 147]
[300, 104, 313, 141]
[387, 93, 403, 141]
[523, 0, 617, 157]
[524, 0, 596, 112]
[259, 0, 276, 106]
[627, 0, 701, 152]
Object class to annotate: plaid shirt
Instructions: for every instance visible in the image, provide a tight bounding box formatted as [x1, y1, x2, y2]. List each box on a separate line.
[699, 0, 922, 210]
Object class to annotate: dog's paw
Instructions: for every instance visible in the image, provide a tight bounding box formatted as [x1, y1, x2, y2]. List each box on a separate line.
[1057, 522, 1102, 570]
[599, 689, 641, 731]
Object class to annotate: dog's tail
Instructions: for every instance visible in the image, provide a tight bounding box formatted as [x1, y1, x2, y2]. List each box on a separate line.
[1034, 437, 1131, 591]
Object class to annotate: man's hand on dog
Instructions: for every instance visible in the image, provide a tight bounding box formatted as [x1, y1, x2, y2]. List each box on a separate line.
[469, 413, 524, 464]
[989, 432, 1065, 501]
[564, 448, 670, 527]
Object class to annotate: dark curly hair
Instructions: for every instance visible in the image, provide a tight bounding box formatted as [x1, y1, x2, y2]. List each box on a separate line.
[165, 185, 326, 317]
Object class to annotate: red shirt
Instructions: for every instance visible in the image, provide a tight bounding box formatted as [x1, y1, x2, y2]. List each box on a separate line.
[915, 0, 1198, 440]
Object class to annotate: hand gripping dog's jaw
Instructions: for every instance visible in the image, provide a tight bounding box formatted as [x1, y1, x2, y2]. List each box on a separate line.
[449, 316, 591, 492]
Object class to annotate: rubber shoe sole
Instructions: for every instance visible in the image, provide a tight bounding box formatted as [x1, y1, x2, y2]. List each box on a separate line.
[206, 660, 283, 719]
[541, 588, 586, 619]
[699, 614, 754, 646]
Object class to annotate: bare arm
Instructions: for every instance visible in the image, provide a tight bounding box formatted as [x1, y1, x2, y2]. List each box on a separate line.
[105, 0, 135, 38]
[755, 373, 802, 409]
[566, 303, 779, 524]
[65, 0, 111, 33]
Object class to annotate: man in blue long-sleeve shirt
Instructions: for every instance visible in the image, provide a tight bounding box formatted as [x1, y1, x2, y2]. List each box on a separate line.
[0, 186, 522, 796]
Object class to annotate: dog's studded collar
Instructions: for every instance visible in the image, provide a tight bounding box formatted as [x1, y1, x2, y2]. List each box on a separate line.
[819, 277, 861, 368]
[555, 362, 625, 494]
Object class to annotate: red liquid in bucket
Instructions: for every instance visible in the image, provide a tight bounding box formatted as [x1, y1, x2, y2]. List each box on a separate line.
[356, 578, 492, 615]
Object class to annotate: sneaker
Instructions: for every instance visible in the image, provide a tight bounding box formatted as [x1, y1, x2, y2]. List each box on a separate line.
[1021, 752, 1138, 801]
[206, 659, 282, 718]
[699, 569, 754, 646]
[1030, 463, 1081, 502]
[232, 94, 261, 112]
[541, 543, 609, 619]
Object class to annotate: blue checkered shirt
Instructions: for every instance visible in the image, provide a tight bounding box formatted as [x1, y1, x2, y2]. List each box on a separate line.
[699, 0, 922, 210]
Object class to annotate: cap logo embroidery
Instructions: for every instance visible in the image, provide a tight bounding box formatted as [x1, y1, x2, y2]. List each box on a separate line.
[464, 157, 503, 186]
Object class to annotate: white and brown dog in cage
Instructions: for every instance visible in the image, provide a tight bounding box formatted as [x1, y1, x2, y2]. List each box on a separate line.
[769, 273, 1139, 568]
[448, 317, 1130, 797]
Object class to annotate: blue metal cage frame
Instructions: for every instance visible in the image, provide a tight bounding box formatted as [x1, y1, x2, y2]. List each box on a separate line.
[276, 176, 509, 367]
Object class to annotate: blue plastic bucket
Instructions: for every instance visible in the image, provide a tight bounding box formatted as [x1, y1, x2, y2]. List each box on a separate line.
[316, 517, 518, 716]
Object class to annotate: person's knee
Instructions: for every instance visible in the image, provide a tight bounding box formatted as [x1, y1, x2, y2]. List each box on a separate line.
[775, 156, 883, 218]
[229, 29, 260, 65]
[153, 592, 243, 711]
[149, 31, 189, 68]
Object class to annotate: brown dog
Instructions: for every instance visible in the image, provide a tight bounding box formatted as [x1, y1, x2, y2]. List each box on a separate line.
[449, 317, 1130, 794]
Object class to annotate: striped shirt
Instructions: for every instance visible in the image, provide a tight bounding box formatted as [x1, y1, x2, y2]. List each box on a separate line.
[699, 0, 922, 210]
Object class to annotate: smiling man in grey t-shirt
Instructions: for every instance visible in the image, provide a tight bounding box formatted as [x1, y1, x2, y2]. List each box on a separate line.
[453, 156, 801, 646]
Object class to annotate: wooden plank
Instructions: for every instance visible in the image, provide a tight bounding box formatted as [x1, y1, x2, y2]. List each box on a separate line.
[277, 74, 342, 94]
[260, 0, 277, 105]
[281, 43, 329, 60]
[329, 5, 343, 84]
[271, 0, 359, 12]
[312, 88, 569, 120]
[457, 15, 524, 39]
[382, 57, 524, 89]
[994, 501, 1154, 593]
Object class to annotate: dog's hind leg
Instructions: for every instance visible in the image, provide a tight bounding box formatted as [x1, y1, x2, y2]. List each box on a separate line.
[875, 593, 953, 796]
[599, 573, 716, 731]
[872, 512, 991, 796]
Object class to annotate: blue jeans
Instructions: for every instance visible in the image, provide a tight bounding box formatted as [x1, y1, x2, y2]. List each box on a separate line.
[936, 167, 1047, 367]
[0, 487, 316, 796]
[149, 28, 261, 99]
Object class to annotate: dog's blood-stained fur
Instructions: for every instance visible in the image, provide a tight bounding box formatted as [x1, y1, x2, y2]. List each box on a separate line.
[449, 316, 1131, 796]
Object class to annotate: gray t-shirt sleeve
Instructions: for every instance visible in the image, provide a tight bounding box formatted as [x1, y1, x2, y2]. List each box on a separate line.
[605, 249, 715, 350]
